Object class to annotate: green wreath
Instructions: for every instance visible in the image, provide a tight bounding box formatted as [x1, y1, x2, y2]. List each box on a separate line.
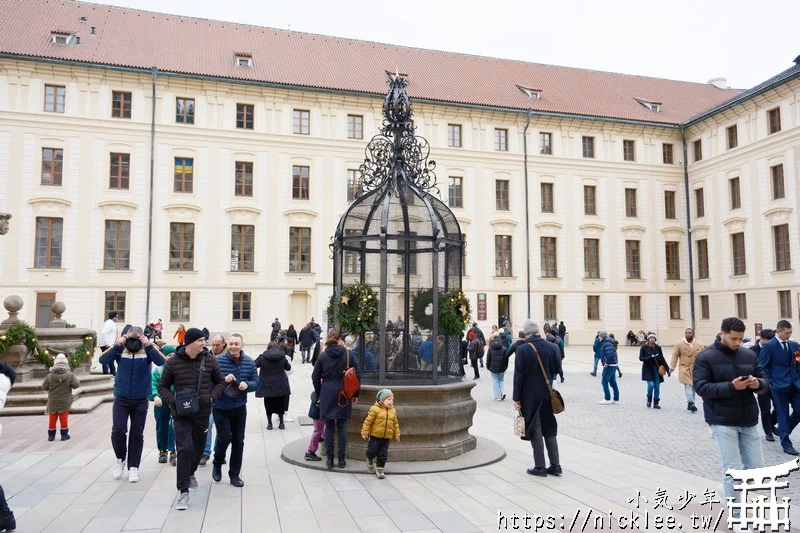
[0, 322, 95, 369]
[328, 284, 379, 335]
[412, 288, 472, 336]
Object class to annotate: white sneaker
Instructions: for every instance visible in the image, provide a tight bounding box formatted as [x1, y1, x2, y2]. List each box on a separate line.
[128, 467, 140, 483]
[113, 459, 125, 479]
[598, 400, 613, 405]
[612, 400, 619, 404]
[176, 491, 190, 511]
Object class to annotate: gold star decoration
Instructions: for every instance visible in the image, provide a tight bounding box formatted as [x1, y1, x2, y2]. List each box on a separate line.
[460, 304, 468, 316]
[341, 295, 350, 305]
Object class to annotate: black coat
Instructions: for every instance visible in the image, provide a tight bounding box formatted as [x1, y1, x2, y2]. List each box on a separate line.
[693, 340, 770, 427]
[512, 336, 560, 439]
[287, 328, 298, 346]
[299, 325, 318, 347]
[558, 324, 566, 339]
[255, 348, 291, 398]
[639, 344, 669, 382]
[312, 345, 361, 420]
[486, 336, 509, 373]
[157, 346, 226, 418]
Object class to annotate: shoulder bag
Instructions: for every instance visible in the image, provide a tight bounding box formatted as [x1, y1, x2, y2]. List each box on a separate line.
[338, 349, 360, 407]
[175, 355, 205, 417]
[529, 342, 565, 414]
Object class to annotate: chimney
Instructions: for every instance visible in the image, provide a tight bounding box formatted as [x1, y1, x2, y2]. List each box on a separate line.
[707, 77, 728, 89]
[91, 26, 96, 35]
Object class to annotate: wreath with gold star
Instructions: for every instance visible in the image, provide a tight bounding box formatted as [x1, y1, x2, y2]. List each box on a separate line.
[412, 288, 471, 336]
[328, 283, 379, 335]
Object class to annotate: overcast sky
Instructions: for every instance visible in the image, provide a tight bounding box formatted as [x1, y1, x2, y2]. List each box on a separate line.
[84, 0, 798, 89]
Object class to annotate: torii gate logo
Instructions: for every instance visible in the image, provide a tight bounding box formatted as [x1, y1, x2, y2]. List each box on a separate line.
[726, 459, 799, 531]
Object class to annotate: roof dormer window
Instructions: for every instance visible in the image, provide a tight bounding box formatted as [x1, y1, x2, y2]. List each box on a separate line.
[234, 53, 252, 67]
[635, 98, 661, 112]
[517, 85, 542, 100]
[51, 32, 79, 45]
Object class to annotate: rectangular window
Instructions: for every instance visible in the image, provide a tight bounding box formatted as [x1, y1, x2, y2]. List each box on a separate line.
[103, 220, 131, 270]
[235, 161, 253, 197]
[494, 129, 508, 151]
[41, 148, 63, 186]
[543, 295, 557, 321]
[230, 225, 255, 272]
[697, 239, 709, 279]
[584, 238, 600, 278]
[582, 136, 595, 158]
[448, 177, 463, 208]
[540, 237, 557, 278]
[169, 222, 194, 271]
[347, 115, 364, 140]
[112, 91, 132, 119]
[447, 124, 462, 148]
[174, 157, 194, 193]
[289, 227, 311, 273]
[664, 190, 676, 220]
[175, 97, 195, 124]
[629, 296, 641, 321]
[625, 240, 641, 279]
[695, 188, 705, 218]
[292, 165, 310, 200]
[232, 292, 251, 321]
[584, 185, 597, 215]
[772, 164, 785, 200]
[109, 153, 130, 190]
[396, 231, 418, 275]
[170, 292, 190, 321]
[731, 232, 747, 276]
[727, 125, 738, 149]
[236, 103, 254, 129]
[735, 293, 748, 319]
[105, 292, 126, 322]
[539, 132, 552, 155]
[768, 107, 782, 134]
[540, 183, 554, 213]
[623, 140, 635, 161]
[774, 224, 792, 271]
[587, 295, 600, 320]
[343, 229, 360, 276]
[495, 235, 512, 277]
[729, 177, 741, 210]
[495, 180, 509, 210]
[779, 290, 793, 319]
[693, 139, 702, 162]
[293, 109, 310, 135]
[669, 296, 681, 320]
[44, 85, 65, 113]
[662, 143, 674, 164]
[665, 241, 680, 280]
[346, 169, 359, 202]
[700, 295, 710, 320]
[624, 188, 637, 218]
[34, 217, 63, 268]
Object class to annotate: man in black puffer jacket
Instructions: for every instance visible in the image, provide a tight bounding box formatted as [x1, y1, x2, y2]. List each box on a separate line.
[693, 317, 769, 515]
[158, 328, 225, 511]
[486, 334, 510, 400]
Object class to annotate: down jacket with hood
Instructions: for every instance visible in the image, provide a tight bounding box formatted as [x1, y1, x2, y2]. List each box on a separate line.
[361, 400, 400, 440]
[486, 335, 510, 373]
[42, 369, 80, 414]
[312, 344, 362, 420]
[157, 346, 225, 418]
[255, 347, 291, 398]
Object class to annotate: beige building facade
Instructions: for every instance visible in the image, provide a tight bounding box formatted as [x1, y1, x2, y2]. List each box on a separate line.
[0, 3, 798, 345]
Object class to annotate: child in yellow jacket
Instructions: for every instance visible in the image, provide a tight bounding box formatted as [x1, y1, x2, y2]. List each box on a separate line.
[361, 388, 400, 479]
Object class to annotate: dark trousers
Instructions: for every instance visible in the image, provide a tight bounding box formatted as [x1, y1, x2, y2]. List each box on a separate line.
[0, 484, 9, 514]
[173, 415, 208, 492]
[213, 406, 247, 477]
[471, 358, 479, 379]
[111, 397, 149, 468]
[772, 388, 800, 450]
[759, 392, 778, 436]
[100, 346, 116, 375]
[301, 345, 311, 362]
[366, 437, 391, 467]
[324, 418, 348, 459]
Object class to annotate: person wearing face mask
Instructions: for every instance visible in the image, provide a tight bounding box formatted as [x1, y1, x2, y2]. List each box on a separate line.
[199, 335, 227, 467]
[99, 326, 165, 484]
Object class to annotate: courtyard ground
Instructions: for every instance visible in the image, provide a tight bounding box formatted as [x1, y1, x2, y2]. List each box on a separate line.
[1, 344, 798, 532]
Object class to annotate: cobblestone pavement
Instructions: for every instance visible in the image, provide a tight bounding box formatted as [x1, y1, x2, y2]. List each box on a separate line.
[470, 343, 800, 504]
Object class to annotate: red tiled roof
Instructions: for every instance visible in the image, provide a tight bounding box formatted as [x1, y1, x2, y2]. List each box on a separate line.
[0, 0, 741, 125]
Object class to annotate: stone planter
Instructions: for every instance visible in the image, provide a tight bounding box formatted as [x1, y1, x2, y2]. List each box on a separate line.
[325, 380, 477, 461]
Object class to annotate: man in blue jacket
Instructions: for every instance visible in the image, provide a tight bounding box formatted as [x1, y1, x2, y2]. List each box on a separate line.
[597, 331, 619, 404]
[212, 333, 258, 487]
[759, 320, 800, 454]
[99, 326, 165, 483]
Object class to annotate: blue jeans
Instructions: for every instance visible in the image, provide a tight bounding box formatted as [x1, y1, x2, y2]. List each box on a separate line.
[646, 380, 661, 400]
[601, 367, 619, 401]
[684, 384, 695, 403]
[710, 424, 763, 506]
[490, 372, 505, 399]
[771, 388, 800, 450]
[592, 355, 601, 374]
[203, 411, 214, 456]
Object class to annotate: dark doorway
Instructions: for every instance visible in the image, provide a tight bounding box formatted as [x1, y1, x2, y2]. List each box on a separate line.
[497, 294, 511, 326]
[36, 292, 56, 328]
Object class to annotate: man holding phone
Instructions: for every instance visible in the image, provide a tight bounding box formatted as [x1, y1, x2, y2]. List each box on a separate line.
[758, 320, 800, 454]
[694, 317, 769, 514]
